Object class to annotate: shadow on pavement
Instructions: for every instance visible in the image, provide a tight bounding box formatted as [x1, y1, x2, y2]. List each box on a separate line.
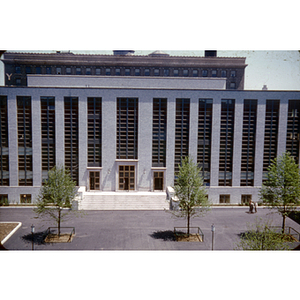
[149, 230, 176, 241]
[22, 230, 48, 245]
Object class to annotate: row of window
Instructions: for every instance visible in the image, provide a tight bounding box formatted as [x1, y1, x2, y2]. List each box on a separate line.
[14, 65, 237, 78]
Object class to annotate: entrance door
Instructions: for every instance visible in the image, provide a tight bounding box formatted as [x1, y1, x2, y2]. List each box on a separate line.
[154, 172, 164, 190]
[119, 165, 135, 190]
[89, 171, 100, 190]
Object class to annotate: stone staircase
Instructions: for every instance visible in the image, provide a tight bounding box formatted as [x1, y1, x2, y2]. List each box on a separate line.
[78, 192, 170, 210]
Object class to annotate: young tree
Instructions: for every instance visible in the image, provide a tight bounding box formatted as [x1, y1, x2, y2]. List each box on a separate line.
[172, 156, 211, 235]
[259, 152, 300, 233]
[235, 218, 291, 250]
[34, 166, 77, 236]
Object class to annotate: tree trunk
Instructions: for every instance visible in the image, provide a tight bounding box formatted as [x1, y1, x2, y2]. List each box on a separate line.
[187, 210, 190, 236]
[58, 209, 61, 236]
[282, 214, 286, 234]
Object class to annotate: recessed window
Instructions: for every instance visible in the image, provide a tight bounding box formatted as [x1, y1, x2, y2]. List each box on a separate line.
[66, 67, 71, 74]
[56, 67, 61, 75]
[76, 68, 81, 75]
[135, 69, 140, 76]
[241, 195, 252, 204]
[96, 68, 101, 75]
[212, 70, 217, 77]
[220, 195, 230, 203]
[115, 68, 121, 75]
[20, 194, 31, 204]
[15, 66, 21, 73]
[144, 69, 150, 76]
[193, 70, 198, 77]
[16, 78, 21, 85]
[173, 69, 179, 77]
[183, 69, 189, 77]
[164, 69, 169, 76]
[106, 68, 111, 75]
[86, 68, 91, 75]
[46, 67, 51, 74]
[36, 67, 41, 74]
[230, 70, 236, 77]
[125, 68, 131, 76]
[202, 70, 208, 77]
[26, 66, 31, 74]
[230, 82, 236, 89]
[221, 70, 227, 77]
[154, 69, 160, 76]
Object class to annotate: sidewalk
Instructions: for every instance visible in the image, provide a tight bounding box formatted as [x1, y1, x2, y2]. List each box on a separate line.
[1, 206, 299, 250]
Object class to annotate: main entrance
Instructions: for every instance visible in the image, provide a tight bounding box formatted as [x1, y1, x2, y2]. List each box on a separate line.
[89, 171, 100, 190]
[119, 165, 135, 190]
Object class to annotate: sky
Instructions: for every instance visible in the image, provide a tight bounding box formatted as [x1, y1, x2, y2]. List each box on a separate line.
[1, 50, 299, 90]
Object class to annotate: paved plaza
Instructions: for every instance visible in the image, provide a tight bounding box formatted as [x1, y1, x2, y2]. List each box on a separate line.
[1, 206, 300, 250]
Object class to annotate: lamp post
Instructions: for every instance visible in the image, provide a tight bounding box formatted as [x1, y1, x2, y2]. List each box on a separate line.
[211, 224, 215, 251]
[31, 224, 35, 251]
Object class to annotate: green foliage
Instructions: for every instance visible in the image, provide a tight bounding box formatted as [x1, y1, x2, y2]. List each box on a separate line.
[259, 152, 300, 232]
[172, 156, 210, 234]
[34, 166, 77, 234]
[235, 218, 291, 250]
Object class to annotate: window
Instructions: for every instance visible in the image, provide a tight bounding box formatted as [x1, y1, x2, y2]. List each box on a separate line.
[41, 97, 55, 182]
[154, 172, 164, 190]
[16, 78, 21, 85]
[144, 69, 150, 76]
[15, 66, 21, 73]
[76, 68, 81, 75]
[230, 70, 236, 77]
[125, 68, 131, 76]
[17, 96, 33, 186]
[193, 70, 198, 77]
[106, 68, 111, 75]
[26, 66, 31, 74]
[198, 99, 213, 185]
[96, 68, 101, 75]
[212, 70, 217, 77]
[56, 67, 61, 75]
[230, 82, 236, 89]
[152, 99, 167, 167]
[164, 69, 169, 76]
[64, 97, 79, 184]
[241, 100, 257, 186]
[175, 99, 190, 175]
[202, 70, 208, 77]
[117, 98, 138, 159]
[241, 195, 252, 204]
[183, 69, 188, 77]
[173, 69, 179, 77]
[88, 98, 102, 167]
[115, 68, 121, 76]
[263, 100, 279, 180]
[221, 70, 227, 77]
[286, 100, 300, 164]
[46, 67, 51, 74]
[0, 194, 8, 206]
[220, 195, 230, 204]
[0, 96, 9, 186]
[219, 99, 235, 186]
[36, 67, 41, 74]
[86, 68, 91, 75]
[66, 67, 72, 75]
[20, 194, 31, 204]
[135, 69, 140, 76]
[154, 69, 160, 76]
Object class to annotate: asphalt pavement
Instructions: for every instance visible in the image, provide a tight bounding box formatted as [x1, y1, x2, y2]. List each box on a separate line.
[1, 206, 300, 250]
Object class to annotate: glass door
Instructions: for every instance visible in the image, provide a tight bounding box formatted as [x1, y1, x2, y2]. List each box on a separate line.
[89, 171, 100, 190]
[119, 165, 135, 190]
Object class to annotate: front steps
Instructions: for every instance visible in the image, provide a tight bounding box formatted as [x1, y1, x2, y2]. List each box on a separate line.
[79, 192, 170, 210]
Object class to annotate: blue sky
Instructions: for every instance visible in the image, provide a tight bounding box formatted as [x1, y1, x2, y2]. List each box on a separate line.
[1, 50, 299, 90]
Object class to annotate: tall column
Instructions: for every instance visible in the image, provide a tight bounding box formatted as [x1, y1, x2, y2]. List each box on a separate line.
[7, 92, 18, 187]
[189, 97, 198, 163]
[138, 96, 152, 191]
[277, 95, 289, 156]
[210, 97, 221, 187]
[32, 94, 42, 187]
[55, 95, 64, 166]
[78, 96, 87, 187]
[166, 97, 176, 187]
[232, 97, 243, 187]
[254, 97, 266, 187]
[101, 93, 116, 191]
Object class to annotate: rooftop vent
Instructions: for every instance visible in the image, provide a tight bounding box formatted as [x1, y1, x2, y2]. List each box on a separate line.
[205, 50, 217, 57]
[113, 50, 135, 56]
[148, 50, 170, 57]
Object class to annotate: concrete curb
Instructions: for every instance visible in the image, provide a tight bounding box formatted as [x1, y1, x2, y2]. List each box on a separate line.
[1, 222, 22, 245]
